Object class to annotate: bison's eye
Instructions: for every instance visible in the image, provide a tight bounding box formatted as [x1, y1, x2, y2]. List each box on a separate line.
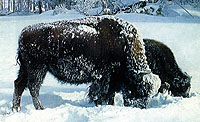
[173, 78, 180, 86]
[174, 78, 179, 81]
[181, 83, 185, 87]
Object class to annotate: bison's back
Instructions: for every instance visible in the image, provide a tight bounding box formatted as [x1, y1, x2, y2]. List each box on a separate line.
[17, 18, 128, 84]
[143, 39, 178, 78]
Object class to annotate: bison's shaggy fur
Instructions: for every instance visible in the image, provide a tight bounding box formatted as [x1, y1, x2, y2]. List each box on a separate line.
[99, 39, 192, 106]
[12, 16, 161, 112]
[143, 39, 191, 97]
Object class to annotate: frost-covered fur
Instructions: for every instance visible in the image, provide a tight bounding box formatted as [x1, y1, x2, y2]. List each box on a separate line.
[143, 39, 191, 97]
[12, 16, 161, 111]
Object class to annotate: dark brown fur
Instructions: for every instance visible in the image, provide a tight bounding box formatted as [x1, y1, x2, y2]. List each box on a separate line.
[143, 39, 191, 97]
[12, 17, 159, 111]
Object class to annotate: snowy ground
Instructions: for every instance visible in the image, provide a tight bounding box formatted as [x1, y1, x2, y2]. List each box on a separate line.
[0, 6, 200, 122]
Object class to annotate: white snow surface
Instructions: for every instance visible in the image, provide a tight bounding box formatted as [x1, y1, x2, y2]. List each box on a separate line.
[0, 6, 200, 122]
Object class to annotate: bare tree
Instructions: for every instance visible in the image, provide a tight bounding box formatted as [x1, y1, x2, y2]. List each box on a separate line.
[27, 0, 30, 12]
[0, 0, 3, 10]
[13, 0, 15, 12]
[38, 0, 42, 14]
[3, 0, 5, 9]
[33, 0, 36, 12]
[101, 0, 111, 15]
[17, 0, 22, 11]
[102, 0, 106, 10]
[8, 0, 11, 11]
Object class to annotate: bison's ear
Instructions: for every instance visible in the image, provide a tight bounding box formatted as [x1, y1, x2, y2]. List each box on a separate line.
[184, 72, 192, 79]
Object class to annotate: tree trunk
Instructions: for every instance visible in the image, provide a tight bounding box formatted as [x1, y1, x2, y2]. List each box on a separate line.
[0, 0, 3, 10]
[29, 0, 32, 12]
[8, 0, 10, 11]
[33, 0, 36, 12]
[13, 0, 15, 12]
[18, 0, 21, 11]
[27, 0, 30, 12]
[44, 2, 47, 11]
[102, 0, 107, 10]
[3, 0, 5, 9]
[101, 0, 111, 15]
[38, 0, 42, 14]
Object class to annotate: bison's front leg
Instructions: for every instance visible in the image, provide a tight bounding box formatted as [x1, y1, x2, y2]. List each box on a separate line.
[88, 80, 110, 105]
[27, 64, 47, 110]
[88, 68, 112, 105]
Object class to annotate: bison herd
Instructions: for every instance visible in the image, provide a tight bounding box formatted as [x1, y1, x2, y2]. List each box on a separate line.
[12, 16, 191, 112]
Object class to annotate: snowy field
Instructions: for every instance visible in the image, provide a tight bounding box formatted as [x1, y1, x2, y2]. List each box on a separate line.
[0, 6, 200, 122]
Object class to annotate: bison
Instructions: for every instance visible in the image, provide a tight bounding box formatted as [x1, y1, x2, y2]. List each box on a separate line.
[143, 39, 191, 97]
[12, 16, 161, 112]
[100, 39, 191, 106]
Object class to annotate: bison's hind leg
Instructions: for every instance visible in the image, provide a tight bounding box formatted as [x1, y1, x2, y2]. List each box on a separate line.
[12, 64, 28, 112]
[27, 64, 47, 110]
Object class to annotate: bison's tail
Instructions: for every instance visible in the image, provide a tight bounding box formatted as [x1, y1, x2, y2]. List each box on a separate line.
[15, 51, 20, 66]
[15, 49, 22, 66]
[16, 29, 26, 66]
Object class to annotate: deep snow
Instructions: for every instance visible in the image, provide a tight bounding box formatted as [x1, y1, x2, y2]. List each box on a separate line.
[0, 6, 200, 122]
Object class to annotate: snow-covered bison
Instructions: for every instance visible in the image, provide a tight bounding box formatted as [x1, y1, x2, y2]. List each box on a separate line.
[143, 39, 191, 97]
[12, 16, 161, 112]
[102, 39, 191, 106]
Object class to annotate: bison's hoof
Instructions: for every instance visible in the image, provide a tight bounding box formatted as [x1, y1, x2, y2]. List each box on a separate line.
[12, 106, 21, 112]
[34, 103, 45, 110]
[34, 104, 45, 110]
[37, 106, 45, 110]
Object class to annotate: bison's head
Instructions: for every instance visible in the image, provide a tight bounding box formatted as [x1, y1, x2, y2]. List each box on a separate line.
[123, 72, 161, 108]
[171, 72, 191, 98]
